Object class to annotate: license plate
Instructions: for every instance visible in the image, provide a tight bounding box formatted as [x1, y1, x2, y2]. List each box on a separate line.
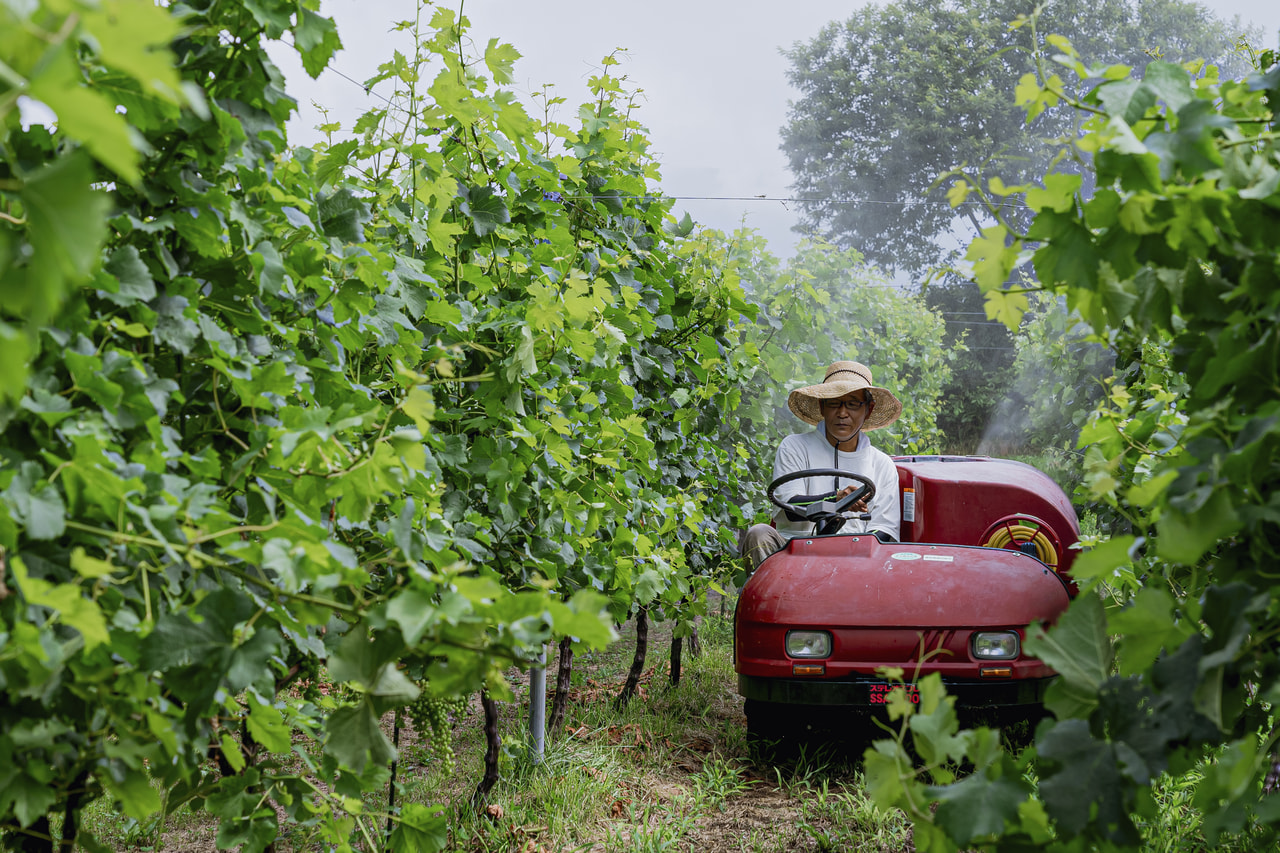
[867, 682, 920, 705]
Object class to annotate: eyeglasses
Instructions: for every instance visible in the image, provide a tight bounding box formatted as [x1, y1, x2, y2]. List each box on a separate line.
[821, 397, 868, 412]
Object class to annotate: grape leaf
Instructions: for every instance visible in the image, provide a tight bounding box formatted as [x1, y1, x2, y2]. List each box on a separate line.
[1156, 490, 1242, 565]
[1024, 592, 1111, 719]
[246, 693, 292, 754]
[389, 802, 450, 853]
[927, 772, 1029, 845]
[102, 245, 157, 306]
[460, 186, 511, 237]
[3, 462, 67, 540]
[294, 9, 343, 78]
[325, 701, 396, 773]
[1038, 719, 1136, 842]
[18, 152, 111, 303]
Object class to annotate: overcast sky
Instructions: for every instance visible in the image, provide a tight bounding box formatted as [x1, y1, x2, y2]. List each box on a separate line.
[273, 1, 1280, 259]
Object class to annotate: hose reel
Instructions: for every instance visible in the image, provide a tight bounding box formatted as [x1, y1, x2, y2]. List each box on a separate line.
[980, 514, 1061, 570]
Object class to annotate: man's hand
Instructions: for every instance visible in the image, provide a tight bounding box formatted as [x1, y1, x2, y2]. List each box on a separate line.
[834, 484, 870, 514]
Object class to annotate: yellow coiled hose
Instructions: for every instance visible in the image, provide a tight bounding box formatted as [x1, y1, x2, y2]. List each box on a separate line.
[982, 520, 1059, 569]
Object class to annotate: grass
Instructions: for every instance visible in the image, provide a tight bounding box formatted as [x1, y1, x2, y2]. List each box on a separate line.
[62, 780, 216, 852]
[384, 609, 920, 853]
[1136, 764, 1275, 853]
[794, 779, 911, 853]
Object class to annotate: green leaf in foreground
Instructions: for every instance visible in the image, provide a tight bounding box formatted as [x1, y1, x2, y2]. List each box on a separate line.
[1069, 534, 1136, 582]
[325, 701, 396, 773]
[1024, 592, 1111, 719]
[1109, 587, 1193, 676]
[9, 557, 109, 650]
[927, 772, 1029, 846]
[8, 152, 111, 316]
[1155, 490, 1242, 565]
[389, 803, 449, 853]
[1037, 719, 1137, 843]
[104, 769, 163, 821]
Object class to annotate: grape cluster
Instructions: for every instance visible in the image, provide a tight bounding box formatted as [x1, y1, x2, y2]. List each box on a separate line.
[406, 691, 467, 774]
[277, 646, 326, 702]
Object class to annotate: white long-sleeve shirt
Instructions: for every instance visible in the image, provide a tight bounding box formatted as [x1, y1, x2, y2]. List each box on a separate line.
[771, 424, 901, 540]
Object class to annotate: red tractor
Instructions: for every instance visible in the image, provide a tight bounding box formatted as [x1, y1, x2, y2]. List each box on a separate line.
[735, 455, 1078, 739]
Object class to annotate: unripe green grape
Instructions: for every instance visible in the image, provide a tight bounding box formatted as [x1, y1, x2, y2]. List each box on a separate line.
[407, 690, 467, 775]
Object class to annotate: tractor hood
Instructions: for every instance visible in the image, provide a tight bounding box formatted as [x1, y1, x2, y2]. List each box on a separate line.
[740, 534, 1071, 629]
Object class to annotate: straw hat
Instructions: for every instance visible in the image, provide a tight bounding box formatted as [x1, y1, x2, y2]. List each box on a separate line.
[787, 360, 903, 430]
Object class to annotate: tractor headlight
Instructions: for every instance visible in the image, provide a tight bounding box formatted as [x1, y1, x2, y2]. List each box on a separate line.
[786, 630, 832, 658]
[972, 631, 1020, 660]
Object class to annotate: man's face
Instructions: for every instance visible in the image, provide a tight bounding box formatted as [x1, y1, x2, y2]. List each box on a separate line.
[821, 391, 871, 445]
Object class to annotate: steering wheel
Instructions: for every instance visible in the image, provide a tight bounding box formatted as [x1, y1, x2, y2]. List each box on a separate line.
[767, 468, 876, 536]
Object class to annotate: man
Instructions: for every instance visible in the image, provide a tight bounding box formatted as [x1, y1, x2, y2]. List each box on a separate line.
[739, 360, 902, 574]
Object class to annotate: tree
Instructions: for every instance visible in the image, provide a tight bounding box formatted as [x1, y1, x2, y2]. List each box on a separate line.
[924, 280, 1018, 453]
[780, 0, 1257, 276]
